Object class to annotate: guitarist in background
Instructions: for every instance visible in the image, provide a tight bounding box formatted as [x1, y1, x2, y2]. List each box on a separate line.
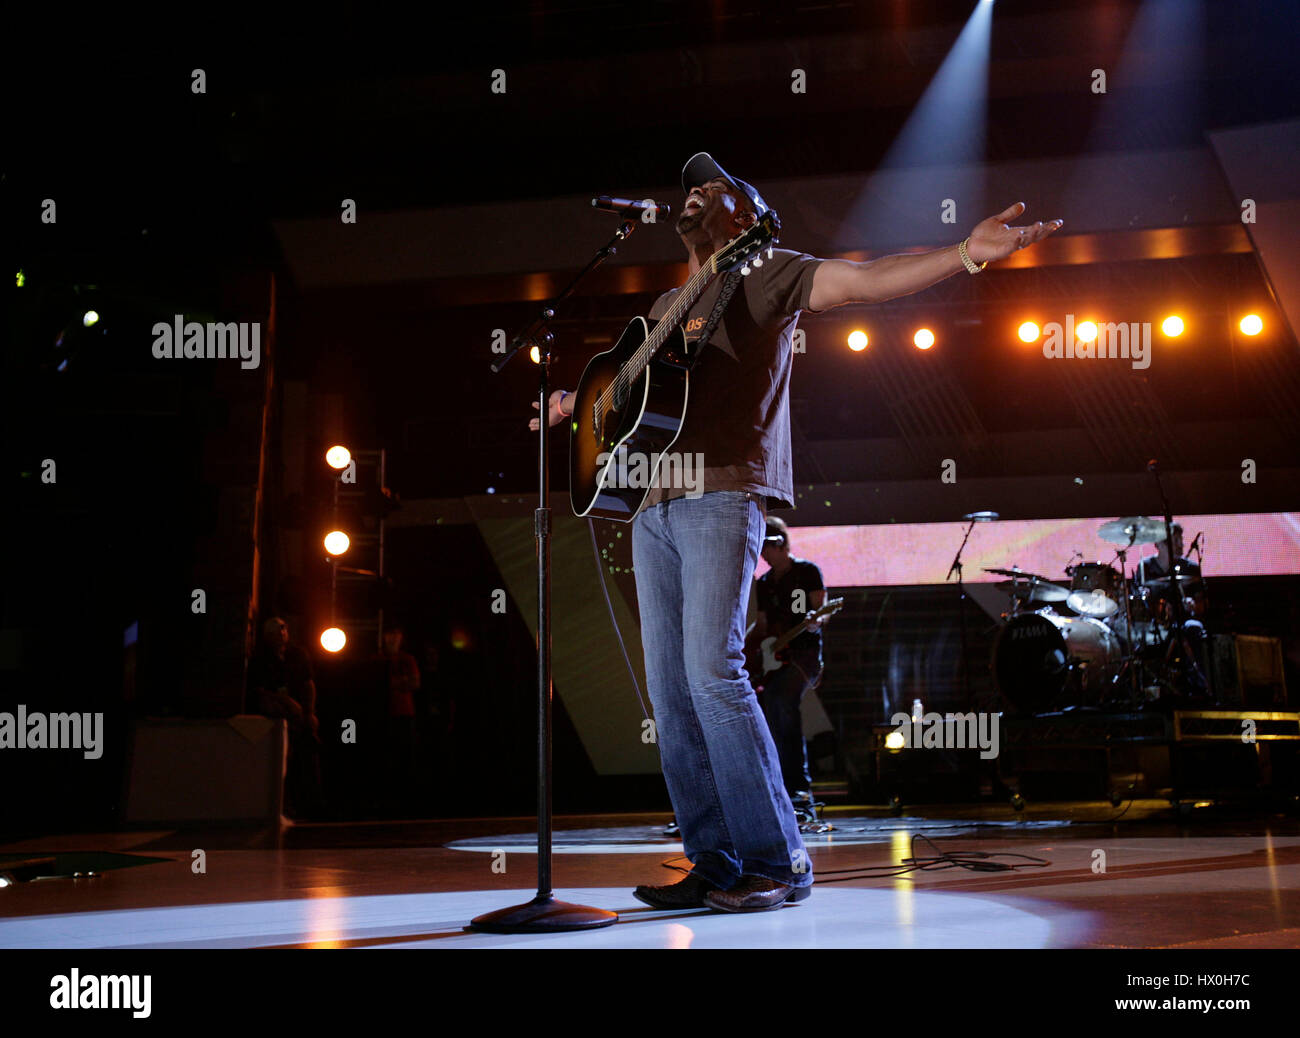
[749, 516, 826, 812]
[532, 152, 1062, 912]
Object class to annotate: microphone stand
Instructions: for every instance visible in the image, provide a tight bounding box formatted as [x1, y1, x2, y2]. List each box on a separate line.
[470, 218, 638, 933]
[947, 512, 995, 710]
[947, 520, 976, 710]
[948, 511, 998, 802]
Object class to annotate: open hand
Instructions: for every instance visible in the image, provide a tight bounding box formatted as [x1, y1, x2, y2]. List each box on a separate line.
[967, 202, 1062, 264]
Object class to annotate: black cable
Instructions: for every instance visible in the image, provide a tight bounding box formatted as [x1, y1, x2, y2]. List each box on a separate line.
[1099, 796, 1135, 823]
[587, 516, 651, 721]
[652, 832, 1050, 885]
[811, 834, 1051, 883]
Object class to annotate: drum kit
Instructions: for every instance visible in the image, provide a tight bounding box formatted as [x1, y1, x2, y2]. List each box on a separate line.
[988, 516, 1210, 714]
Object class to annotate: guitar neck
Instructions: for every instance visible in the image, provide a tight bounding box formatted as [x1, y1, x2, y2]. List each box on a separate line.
[770, 599, 841, 653]
[617, 255, 724, 388]
[604, 209, 779, 404]
[770, 615, 817, 655]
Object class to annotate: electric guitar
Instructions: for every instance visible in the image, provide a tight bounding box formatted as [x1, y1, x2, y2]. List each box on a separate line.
[568, 210, 781, 520]
[748, 597, 844, 681]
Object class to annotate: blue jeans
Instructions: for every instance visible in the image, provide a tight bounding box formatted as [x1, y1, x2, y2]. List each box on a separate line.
[632, 490, 811, 890]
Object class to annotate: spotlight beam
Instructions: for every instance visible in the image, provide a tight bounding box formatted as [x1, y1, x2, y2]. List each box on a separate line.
[841, 0, 994, 251]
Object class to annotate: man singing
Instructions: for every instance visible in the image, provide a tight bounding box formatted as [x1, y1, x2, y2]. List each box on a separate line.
[533, 153, 1060, 911]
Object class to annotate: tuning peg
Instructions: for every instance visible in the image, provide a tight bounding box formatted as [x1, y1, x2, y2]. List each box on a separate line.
[752, 255, 763, 267]
[766, 246, 774, 259]
[741, 263, 751, 275]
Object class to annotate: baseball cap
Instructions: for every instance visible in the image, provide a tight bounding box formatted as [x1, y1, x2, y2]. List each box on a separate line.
[681, 152, 769, 217]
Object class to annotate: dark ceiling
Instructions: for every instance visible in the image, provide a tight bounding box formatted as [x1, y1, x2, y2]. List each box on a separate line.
[5, 0, 1297, 248]
[5, 0, 1299, 506]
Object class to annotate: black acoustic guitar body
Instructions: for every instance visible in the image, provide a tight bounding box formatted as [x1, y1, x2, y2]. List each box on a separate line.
[568, 317, 690, 521]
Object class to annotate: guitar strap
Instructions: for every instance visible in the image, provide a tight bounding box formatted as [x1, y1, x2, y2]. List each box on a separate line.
[686, 270, 743, 370]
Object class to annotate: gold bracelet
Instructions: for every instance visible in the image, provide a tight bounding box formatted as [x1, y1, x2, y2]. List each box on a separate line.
[958, 237, 987, 275]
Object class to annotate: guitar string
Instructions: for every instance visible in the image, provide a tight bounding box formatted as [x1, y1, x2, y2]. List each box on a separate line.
[592, 258, 715, 416]
[590, 220, 771, 421]
[609, 262, 710, 397]
[602, 220, 773, 410]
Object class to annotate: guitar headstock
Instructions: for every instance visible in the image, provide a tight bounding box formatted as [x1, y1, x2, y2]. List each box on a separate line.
[711, 209, 782, 276]
[812, 597, 845, 622]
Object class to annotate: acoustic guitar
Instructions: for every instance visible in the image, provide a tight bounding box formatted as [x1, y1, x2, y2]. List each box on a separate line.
[568, 210, 781, 520]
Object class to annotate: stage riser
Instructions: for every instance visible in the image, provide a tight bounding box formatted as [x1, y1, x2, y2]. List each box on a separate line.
[854, 711, 1300, 804]
[124, 718, 286, 824]
[1211, 634, 1288, 708]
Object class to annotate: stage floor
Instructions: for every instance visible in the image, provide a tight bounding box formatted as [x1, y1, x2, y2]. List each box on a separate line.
[2, 805, 1299, 949]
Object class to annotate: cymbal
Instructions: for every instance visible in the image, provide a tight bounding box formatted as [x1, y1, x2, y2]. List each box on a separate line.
[992, 575, 1070, 603]
[985, 567, 1049, 580]
[1140, 573, 1202, 589]
[1098, 516, 1168, 546]
[999, 581, 1070, 604]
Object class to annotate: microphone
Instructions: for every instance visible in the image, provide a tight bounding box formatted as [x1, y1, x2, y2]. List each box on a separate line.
[1188, 531, 1204, 554]
[591, 196, 671, 221]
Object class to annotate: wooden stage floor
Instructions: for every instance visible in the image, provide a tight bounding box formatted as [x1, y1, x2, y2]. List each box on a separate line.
[2, 804, 1299, 949]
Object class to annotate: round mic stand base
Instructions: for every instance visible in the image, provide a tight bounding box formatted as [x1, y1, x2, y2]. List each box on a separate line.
[468, 894, 618, 934]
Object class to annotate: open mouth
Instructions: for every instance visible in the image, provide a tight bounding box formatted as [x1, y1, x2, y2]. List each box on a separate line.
[683, 194, 705, 214]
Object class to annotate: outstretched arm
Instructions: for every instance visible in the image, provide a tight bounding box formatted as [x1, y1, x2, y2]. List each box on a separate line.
[808, 202, 1062, 311]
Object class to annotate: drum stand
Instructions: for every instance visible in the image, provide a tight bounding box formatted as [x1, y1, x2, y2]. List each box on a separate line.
[1148, 462, 1210, 703]
[1111, 540, 1145, 709]
[1156, 622, 1211, 701]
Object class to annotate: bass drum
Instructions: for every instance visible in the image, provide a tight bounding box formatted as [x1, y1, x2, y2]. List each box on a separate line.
[993, 610, 1122, 713]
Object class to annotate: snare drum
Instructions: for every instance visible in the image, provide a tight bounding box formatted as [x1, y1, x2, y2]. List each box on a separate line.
[1066, 562, 1122, 618]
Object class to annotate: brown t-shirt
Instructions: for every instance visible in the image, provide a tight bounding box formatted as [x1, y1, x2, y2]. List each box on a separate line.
[641, 248, 823, 513]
